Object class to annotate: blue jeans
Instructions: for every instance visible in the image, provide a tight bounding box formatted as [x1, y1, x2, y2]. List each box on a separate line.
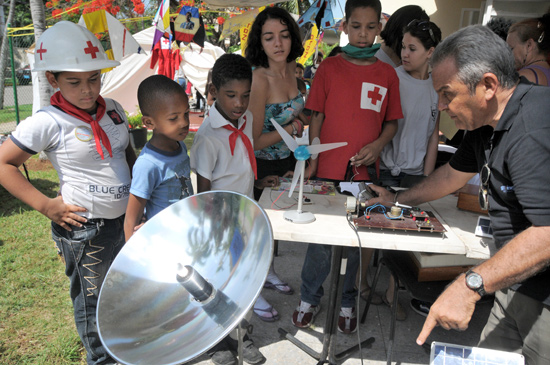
[300, 243, 360, 308]
[52, 216, 125, 365]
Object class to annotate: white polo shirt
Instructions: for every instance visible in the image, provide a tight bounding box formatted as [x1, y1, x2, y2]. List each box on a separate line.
[190, 103, 255, 198]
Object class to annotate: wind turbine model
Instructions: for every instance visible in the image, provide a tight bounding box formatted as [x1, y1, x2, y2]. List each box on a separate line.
[270, 119, 347, 224]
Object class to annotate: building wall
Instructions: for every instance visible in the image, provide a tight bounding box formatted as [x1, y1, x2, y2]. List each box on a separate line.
[380, 0, 484, 38]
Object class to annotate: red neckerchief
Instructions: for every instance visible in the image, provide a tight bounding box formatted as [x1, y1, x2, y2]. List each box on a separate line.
[222, 116, 257, 179]
[50, 91, 112, 160]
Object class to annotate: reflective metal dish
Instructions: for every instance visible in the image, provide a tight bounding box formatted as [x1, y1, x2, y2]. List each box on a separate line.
[97, 191, 273, 365]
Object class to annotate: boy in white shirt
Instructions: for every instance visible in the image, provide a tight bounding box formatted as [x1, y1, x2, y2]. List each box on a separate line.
[191, 54, 278, 365]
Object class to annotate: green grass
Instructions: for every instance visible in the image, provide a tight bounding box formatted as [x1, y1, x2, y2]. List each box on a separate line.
[0, 158, 85, 364]
[0, 133, 195, 364]
[0, 104, 33, 125]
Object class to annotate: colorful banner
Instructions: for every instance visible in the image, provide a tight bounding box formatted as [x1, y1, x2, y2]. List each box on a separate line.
[152, 0, 171, 49]
[174, 6, 200, 42]
[79, 10, 143, 72]
[220, 8, 259, 40]
[238, 6, 265, 56]
[298, 24, 319, 65]
[297, 0, 335, 30]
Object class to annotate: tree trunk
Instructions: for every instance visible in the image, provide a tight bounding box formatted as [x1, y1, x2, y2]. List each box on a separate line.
[30, 0, 53, 109]
[0, 0, 16, 109]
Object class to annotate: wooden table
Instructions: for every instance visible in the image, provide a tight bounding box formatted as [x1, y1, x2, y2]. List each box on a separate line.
[258, 188, 490, 364]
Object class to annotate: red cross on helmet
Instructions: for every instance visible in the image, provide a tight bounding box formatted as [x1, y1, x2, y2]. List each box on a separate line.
[33, 21, 120, 72]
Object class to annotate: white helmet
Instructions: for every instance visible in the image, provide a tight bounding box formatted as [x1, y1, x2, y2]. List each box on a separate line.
[33, 21, 120, 72]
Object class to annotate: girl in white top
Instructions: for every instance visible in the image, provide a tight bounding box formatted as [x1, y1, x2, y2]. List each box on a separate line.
[378, 20, 442, 320]
[380, 19, 442, 188]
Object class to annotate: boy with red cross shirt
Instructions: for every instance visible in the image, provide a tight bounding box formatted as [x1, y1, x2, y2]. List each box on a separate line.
[0, 21, 136, 365]
[293, 0, 403, 334]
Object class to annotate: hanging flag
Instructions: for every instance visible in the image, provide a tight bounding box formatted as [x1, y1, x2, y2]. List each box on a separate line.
[239, 7, 265, 56]
[220, 8, 259, 40]
[297, 0, 335, 31]
[152, 0, 171, 50]
[298, 24, 319, 65]
[174, 6, 205, 48]
[79, 10, 143, 62]
[174, 6, 200, 42]
[192, 15, 206, 48]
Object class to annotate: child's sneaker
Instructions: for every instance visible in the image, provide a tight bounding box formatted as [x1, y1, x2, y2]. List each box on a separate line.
[208, 339, 236, 365]
[338, 307, 357, 334]
[226, 335, 266, 365]
[292, 301, 320, 328]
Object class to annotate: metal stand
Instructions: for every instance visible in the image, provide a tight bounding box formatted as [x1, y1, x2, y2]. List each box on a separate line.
[237, 323, 244, 365]
[278, 246, 375, 364]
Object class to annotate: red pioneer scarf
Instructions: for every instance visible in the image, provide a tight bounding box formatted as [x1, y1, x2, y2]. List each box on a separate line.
[222, 116, 257, 179]
[50, 91, 112, 160]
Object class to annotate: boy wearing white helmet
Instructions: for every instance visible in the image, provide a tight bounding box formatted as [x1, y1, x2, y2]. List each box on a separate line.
[0, 21, 136, 365]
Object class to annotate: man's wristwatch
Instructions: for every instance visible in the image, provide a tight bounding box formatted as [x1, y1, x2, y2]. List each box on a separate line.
[465, 269, 486, 297]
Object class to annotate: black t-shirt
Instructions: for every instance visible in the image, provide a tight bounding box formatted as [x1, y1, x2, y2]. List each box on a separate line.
[450, 79, 550, 305]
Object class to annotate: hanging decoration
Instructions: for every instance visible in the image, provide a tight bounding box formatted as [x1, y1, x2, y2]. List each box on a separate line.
[174, 5, 206, 48]
[297, 0, 335, 31]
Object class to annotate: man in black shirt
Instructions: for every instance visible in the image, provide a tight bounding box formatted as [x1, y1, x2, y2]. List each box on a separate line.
[371, 25, 550, 363]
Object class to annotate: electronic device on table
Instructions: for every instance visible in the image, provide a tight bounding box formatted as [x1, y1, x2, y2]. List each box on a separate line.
[344, 182, 446, 234]
[430, 341, 524, 365]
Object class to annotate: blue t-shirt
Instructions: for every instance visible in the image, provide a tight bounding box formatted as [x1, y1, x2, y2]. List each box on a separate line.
[130, 141, 193, 219]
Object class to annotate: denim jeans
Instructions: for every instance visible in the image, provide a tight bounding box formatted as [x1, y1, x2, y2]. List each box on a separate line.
[52, 216, 125, 365]
[300, 243, 360, 308]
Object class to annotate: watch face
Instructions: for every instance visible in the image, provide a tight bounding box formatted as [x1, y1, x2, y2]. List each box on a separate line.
[467, 273, 483, 289]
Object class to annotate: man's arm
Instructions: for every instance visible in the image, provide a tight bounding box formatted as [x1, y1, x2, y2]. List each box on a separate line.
[369, 163, 475, 206]
[417, 225, 550, 344]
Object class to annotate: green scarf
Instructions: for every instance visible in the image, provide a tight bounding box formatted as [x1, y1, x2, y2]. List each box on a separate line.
[341, 43, 381, 59]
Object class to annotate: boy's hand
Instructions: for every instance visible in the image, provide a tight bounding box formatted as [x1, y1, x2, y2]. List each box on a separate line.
[132, 221, 146, 234]
[350, 142, 383, 167]
[255, 175, 279, 189]
[44, 196, 87, 231]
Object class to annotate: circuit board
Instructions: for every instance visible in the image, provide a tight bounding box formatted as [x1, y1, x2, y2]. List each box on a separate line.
[353, 205, 446, 234]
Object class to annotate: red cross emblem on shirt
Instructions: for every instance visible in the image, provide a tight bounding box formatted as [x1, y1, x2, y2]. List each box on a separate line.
[37, 42, 47, 60]
[368, 86, 383, 105]
[84, 41, 100, 59]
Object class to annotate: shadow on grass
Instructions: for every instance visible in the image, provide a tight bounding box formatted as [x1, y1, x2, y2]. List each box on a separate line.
[0, 178, 59, 217]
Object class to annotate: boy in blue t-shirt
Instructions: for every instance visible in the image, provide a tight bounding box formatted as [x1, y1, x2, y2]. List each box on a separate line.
[124, 75, 193, 241]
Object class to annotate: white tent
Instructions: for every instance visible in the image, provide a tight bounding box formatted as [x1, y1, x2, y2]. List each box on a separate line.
[102, 26, 225, 115]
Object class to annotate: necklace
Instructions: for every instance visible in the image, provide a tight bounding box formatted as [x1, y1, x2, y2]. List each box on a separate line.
[525, 58, 547, 67]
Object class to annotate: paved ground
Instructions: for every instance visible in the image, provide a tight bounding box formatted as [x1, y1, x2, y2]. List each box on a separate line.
[186, 239, 493, 365]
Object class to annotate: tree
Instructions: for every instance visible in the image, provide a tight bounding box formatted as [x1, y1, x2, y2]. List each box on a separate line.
[30, 0, 53, 109]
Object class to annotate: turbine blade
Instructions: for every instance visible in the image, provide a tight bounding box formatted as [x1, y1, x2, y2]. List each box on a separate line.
[306, 142, 347, 155]
[310, 137, 320, 160]
[270, 118, 298, 151]
[288, 160, 304, 197]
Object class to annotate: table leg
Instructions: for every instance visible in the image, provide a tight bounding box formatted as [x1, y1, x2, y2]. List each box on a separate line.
[278, 245, 375, 364]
